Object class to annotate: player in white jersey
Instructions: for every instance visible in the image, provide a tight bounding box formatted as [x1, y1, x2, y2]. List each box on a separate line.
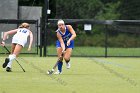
[12, 28, 30, 47]
[1, 23, 33, 72]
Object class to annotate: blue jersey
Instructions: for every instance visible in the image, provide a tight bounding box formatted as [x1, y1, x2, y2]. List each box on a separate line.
[56, 26, 74, 48]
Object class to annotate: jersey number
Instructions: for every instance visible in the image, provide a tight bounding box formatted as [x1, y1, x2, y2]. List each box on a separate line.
[19, 30, 27, 33]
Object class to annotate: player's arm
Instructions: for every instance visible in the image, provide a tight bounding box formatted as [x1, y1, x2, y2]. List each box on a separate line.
[1, 29, 18, 46]
[67, 25, 76, 46]
[28, 31, 33, 51]
[57, 32, 65, 52]
[3, 29, 18, 41]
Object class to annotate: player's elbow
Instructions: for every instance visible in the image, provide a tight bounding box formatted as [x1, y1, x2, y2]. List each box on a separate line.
[75, 34, 76, 37]
[73, 34, 76, 38]
[3, 32, 8, 38]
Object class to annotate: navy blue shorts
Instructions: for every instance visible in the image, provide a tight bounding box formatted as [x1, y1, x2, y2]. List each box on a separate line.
[56, 40, 74, 49]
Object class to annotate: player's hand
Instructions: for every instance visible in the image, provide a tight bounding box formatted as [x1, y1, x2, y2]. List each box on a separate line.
[67, 40, 71, 46]
[62, 50, 66, 54]
[1, 41, 5, 46]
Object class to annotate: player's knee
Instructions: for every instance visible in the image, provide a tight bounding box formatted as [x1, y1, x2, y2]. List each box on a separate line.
[57, 54, 63, 62]
[65, 59, 70, 63]
[64, 57, 70, 63]
[59, 57, 63, 62]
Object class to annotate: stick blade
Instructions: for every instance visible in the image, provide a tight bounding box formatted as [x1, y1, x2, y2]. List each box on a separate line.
[23, 69, 26, 72]
[47, 70, 54, 75]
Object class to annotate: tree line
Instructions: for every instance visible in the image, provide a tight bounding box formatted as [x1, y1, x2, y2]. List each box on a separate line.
[18, 0, 140, 47]
[19, 0, 140, 20]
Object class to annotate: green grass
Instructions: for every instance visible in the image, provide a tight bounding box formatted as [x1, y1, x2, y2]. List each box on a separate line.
[47, 46, 140, 56]
[0, 46, 37, 54]
[1, 46, 140, 56]
[0, 57, 140, 93]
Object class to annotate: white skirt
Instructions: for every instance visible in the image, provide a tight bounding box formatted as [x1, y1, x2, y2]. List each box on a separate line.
[12, 36, 27, 47]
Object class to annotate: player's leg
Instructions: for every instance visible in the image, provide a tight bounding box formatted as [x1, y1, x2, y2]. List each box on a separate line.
[3, 36, 18, 69]
[54, 47, 63, 74]
[2, 43, 16, 69]
[64, 40, 74, 69]
[6, 43, 17, 72]
[12, 44, 23, 56]
[11, 43, 16, 54]
[64, 48, 72, 69]
[6, 44, 23, 72]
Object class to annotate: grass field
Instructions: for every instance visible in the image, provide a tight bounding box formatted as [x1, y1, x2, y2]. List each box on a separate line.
[47, 46, 140, 56]
[0, 57, 140, 93]
[1, 46, 140, 56]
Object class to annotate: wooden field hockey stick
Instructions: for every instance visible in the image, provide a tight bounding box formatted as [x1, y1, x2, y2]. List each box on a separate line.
[47, 52, 64, 75]
[3, 45, 26, 72]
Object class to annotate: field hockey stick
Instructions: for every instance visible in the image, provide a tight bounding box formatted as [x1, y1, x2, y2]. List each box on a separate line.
[47, 52, 64, 75]
[3, 45, 26, 72]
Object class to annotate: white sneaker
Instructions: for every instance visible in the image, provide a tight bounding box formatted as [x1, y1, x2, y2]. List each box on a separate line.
[66, 62, 70, 69]
[54, 70, 62, 75]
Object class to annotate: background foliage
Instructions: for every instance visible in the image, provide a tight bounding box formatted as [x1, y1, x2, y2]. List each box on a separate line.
[18, 0, 140, 47]
[19, 0, 140, 20]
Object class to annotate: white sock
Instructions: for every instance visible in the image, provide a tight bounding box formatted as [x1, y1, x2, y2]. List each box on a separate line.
[9, 54, 16, 61]
[7, 61, 13, 68]
[7, 54, 16, 68]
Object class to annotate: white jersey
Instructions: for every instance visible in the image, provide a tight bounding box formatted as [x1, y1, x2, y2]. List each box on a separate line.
[14, 28, 30, 39]
[12, 28, 30, 47]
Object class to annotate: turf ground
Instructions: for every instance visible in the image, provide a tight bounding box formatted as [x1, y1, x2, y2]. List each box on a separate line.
[0, 57, 140, 93]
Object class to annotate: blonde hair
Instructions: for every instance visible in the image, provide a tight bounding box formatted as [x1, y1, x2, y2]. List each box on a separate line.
[19, 23, 30, 29]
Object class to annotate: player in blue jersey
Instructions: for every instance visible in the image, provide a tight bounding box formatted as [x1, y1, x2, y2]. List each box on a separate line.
[1, 23, 33, 72]
[54, 19, 76, 74]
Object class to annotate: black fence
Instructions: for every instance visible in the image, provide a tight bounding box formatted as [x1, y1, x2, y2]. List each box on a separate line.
[41, 19, 140, 57]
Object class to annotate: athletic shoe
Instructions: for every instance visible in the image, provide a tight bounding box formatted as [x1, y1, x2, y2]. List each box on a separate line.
[2, 58, 10, 68]
[54, 70, 62, 74]
[66, 62, 70, 69]
[6, 67, 12, 72]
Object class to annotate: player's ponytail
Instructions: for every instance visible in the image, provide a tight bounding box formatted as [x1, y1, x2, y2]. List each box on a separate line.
[19, 23, 30, 29]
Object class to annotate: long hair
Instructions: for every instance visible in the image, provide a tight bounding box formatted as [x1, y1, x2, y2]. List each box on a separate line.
[19, 23, 30, 29]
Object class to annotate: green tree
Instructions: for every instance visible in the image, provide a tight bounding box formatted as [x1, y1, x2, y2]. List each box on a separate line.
[95, 1, 121, 20]
[55, 0, 103, 19]
[119, 0, 140, 20]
